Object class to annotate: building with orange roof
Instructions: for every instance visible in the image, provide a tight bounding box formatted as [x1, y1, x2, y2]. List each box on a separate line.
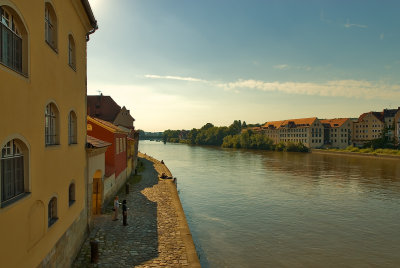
[352, 111, 385, 146]
[261, 117, 325, 148]
[320, 118, 353, 149]
[87, 94, 139, 177]
[87, 116, 130, 206]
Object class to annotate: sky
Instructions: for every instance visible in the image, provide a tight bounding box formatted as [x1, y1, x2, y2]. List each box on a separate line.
[87, 0, 400, 132]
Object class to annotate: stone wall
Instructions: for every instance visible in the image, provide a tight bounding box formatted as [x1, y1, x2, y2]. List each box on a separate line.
[39, 209, 88, 268]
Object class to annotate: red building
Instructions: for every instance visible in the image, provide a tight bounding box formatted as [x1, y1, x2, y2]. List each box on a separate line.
[87, 116, 128, 201]
[87, 94, 139, 176]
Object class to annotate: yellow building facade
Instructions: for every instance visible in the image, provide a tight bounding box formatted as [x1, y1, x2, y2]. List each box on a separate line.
[320, 118, 353, 149]
[0, 0, 96, 267]
[352, 112, 384, 147]
[261, 117, 325, 149]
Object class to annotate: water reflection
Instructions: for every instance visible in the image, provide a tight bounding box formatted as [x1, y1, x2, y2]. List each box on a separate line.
[259, 151, 400, 196]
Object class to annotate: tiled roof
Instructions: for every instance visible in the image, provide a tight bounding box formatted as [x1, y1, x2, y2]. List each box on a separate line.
[88, 116, 128, 133]
[383, 108, 399, 118]
[262, 117, 317, 129]
[358, 112, 384, 123]
[263, 120, 285, 129]
[87, 95, 121, 122]
[320, 118, 350, 128]
[87, 135, 111, 148]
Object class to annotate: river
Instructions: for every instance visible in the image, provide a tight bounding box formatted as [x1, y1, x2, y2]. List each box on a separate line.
[139, 140, 400, 267]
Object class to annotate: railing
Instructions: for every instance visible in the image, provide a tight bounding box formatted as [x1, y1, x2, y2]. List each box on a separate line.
[0, 23, 22, 73]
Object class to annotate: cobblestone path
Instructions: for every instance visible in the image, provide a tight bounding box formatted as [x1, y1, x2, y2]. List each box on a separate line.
[73, 158, 195, 267]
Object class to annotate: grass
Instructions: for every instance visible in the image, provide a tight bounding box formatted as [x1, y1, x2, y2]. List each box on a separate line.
[325, 146, 400, 156]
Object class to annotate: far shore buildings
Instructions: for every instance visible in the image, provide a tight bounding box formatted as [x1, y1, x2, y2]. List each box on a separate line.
[257, 106, 399, 149]
[321, 118, 352, 149]
[0, 0, 98, 267]
[261, 117, 325, 149]
[396, 109, 400, 144]
[352, 112, 385, 147]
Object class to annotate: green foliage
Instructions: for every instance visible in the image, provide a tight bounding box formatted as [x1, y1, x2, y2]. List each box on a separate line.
[228, 120, 242, 135]
[138, 130, 164, 140]
[163, 129, 180, 143]
[222, 130, 308, 152]
[344, 146, 360, 152]
[163, 121, 309, 153]
[359, 148, 374, 154]
[328, 145, 400, 156]
[275, 142, 286, 152]
[286, 142, 309, 152]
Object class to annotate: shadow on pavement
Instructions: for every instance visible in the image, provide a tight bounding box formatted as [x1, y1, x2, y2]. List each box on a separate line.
[73, 158, 159, 267]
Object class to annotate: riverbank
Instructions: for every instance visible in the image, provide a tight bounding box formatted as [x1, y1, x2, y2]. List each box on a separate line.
[312, 149, 400, 160]
[138, 152, 201, 267]
[73, 154, 200, 267]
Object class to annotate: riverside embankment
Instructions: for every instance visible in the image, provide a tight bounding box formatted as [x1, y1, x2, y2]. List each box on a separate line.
[73, 153, 200, 267]
[312, 149, 400, 160]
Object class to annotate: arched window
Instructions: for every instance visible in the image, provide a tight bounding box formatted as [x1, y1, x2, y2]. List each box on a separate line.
[45, 103, 59, 146]
[68, 183, 75, 206]
[48, 196, 57, 227]
[0, 5, 28, 75]
[45, 2, 57, 50]
[68, 111, 77, 144]
[68, 35, 75, 69]
[1, 139, 27, 205]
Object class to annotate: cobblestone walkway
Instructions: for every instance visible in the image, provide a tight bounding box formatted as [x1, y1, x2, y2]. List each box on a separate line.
[73, 158, 192, 267]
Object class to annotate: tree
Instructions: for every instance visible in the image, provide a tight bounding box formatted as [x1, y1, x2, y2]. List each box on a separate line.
[201, 123, 214, 131]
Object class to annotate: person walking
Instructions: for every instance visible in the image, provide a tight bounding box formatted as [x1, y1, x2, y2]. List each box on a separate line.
[112, 196, 120, 221]
[122, 199, 128, 226]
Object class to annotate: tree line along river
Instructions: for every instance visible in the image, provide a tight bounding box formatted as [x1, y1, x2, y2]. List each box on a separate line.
[139, 140, 400, 268]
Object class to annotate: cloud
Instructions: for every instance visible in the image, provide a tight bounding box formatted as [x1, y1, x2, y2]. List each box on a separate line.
[273, 64, 311, 71]
[273, 64, 289, 70]
[145, 74, 207, 83]
[218, 79, 400, 100]
[344, 19, 367, 29]
[380, 33, 384, 40]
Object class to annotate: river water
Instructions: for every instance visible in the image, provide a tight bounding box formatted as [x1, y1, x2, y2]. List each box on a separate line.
[139, 140, 400, 267]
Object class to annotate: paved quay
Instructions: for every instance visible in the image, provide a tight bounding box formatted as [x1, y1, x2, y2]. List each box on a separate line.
[73, 153, 200, 267]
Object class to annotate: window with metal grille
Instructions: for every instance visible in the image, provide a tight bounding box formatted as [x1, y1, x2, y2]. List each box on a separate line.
[45, 4, 57, 50]
[45, 103, 59, 146]
[1, 140, 24, 204]
[68, 111, 77, 144]
[48, 197, 58, 227]
[0, 6, 22, 73]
